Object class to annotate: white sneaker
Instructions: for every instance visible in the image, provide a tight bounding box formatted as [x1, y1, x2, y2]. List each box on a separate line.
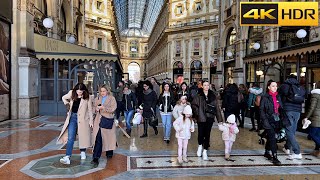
[197, 145, 203, 157]
[282, 147, 290, 155]
[202, 150, 208, 161]
[80, 151, 86, 160]
[289, 153, 303, 160]
[60, 156, 70, 165]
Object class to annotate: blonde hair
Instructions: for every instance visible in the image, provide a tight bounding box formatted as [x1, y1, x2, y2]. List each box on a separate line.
[99, 84, 113, 96]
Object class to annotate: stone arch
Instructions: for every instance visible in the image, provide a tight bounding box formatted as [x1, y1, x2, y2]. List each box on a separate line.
[220, 23, 237, 48]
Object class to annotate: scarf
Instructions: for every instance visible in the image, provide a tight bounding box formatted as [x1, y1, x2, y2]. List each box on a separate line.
[269, 91, 279, 114]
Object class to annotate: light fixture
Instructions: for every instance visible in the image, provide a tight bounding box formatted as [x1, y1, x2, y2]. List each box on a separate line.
[226, 51, 233, 57]
[131, 47, 137, 52]
[253, 42, 260, 50]
[296, 29, 307, 39]
[256, 70, 263, 76]
[300, 72, 306, 77]
[43, 17, 54, 29]
[301, 67, 306, 73]
[68, 35, 76, 44]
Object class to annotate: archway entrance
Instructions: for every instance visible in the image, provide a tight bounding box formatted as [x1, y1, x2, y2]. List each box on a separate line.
[128, 62, 140, 83]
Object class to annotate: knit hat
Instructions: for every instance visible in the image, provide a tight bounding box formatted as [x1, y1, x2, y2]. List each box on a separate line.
[183, 105, 192, 115]
[227, 114, 236, 124]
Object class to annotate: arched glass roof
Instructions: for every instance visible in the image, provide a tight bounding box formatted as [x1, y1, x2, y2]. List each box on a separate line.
[113, 0, 165, 37]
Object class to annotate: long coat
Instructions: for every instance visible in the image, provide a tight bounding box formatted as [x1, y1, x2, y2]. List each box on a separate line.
[92, 95, 117, 152]
[56, 90, 93, 149]
[305, 89, 320, 127]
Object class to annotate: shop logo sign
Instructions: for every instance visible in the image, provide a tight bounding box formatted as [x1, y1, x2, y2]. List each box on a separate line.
[240, 2, 318, 26]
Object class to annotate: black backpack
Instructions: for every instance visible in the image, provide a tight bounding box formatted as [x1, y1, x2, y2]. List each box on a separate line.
[287, 84, 306, 104]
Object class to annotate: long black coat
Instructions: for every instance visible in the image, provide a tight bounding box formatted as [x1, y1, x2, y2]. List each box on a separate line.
[142, 89, 158, 118]
[260, 93, 290, 130]
[222, 87, 240, 115]
[191, 90, 223, 123]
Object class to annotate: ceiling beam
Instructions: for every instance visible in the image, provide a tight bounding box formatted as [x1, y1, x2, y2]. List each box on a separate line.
[140, 0, 149, 30]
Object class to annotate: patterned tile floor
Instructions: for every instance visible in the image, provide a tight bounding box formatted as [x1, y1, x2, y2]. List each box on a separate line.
[0, 116, 319, 180]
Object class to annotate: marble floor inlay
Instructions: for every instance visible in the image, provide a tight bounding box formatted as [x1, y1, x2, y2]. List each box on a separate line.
[21, 154, 107, 179]
[129, 154, 320, 170]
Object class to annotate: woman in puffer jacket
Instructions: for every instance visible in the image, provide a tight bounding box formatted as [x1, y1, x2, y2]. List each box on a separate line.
[304, 82, 320, 157]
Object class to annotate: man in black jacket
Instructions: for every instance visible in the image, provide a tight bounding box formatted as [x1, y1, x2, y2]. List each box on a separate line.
[279, 74, 304, 159]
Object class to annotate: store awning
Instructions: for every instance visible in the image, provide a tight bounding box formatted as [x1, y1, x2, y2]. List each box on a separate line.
[34, 34, 119, 62]
[243, 40, 320, 63]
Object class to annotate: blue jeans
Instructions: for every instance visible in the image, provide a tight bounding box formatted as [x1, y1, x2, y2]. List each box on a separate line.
[66, 113, 86, 156]
[161, 114, 172, 140]
[309, 127, 320, 149]
[284, 111, 301, 154]
[124, 110, 134, 130]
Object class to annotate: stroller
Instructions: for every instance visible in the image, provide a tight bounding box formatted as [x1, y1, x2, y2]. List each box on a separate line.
[258, 128, 286, 145]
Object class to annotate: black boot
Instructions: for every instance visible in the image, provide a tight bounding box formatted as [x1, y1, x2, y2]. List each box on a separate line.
[272, 153, 281, 166]
[264, 151, 272, 160]
[91, 158, 99, 166]
[106, 150, 113, 159]
[140, 120, 148, 138]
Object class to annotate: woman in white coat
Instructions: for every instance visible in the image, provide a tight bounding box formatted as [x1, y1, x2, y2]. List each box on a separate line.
[57, 83, 93, 165]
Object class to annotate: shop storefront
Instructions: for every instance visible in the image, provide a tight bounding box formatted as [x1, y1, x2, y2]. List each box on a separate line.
[34, 34, 122, 116]
[190, 60, 202, 83]
[244, 40, 320, 132]
[0, 1, 12, 121]
[173, 61, 183, 84]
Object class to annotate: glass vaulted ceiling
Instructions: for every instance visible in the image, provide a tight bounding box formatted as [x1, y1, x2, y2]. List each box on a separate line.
[113, 0, 165, 37]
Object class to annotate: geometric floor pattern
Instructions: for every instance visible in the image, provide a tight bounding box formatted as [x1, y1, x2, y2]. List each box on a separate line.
[20, 154, 107, 179]
[1, 116, 320, 179]
[129, 154, 320, 170]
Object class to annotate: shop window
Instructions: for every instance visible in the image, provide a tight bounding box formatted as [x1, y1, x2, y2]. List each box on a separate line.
[177, 6, 183, 14]
[98, 38, 103, 51]
[176, 41, 181, 57]
[279, 27, 309, 49]
[41, 80, 54, 100]
[216, 0, 220, 7]
[58, 60, 69, 79]
[196, 2, 202, 11]
[130, 40, 139, 57]
[41, 59, 54, 78]
[194, 39, 200, 55]
[97, 1, 102, 10]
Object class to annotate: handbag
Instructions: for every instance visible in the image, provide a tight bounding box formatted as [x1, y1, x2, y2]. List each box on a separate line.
[206, 103, 216, 114]
[99, 116, 114, 129]
[148, 108, 158, 127]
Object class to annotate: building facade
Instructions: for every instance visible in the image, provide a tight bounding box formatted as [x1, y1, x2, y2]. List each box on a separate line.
[148, 0, 220, 84]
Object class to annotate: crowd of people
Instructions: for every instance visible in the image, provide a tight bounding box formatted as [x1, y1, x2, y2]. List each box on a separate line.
[56, 75, 320, 166]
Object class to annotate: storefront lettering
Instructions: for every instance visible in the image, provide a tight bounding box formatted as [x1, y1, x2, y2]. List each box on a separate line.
[279, 33, 296, 41]
[308, 52, 320, 64]
[45, 40, 59, 52]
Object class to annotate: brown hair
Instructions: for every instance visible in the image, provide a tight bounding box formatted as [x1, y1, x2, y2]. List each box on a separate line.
[100, 84, 113, 96]
[72, 83, 89, 100]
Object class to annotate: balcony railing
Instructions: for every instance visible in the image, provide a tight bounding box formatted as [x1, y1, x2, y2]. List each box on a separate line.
[168, 19, 218, 29]
[85, 18, 113, 28]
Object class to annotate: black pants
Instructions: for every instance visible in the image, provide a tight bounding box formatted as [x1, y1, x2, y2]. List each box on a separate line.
[250, 106, 260, 129]
[115, 101, 124, 120]
[93, 128, 103, 159]
[198, 120, 214, 150]
[239, 107, 246, 126]
[265, 128, 277, 155]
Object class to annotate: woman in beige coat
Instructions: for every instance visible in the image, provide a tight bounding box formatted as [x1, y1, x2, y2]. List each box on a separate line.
[91, 84, 117, 166]
[57, 83, 93, 165]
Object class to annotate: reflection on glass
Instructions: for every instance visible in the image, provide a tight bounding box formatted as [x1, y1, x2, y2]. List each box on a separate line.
[58, 60, 69, 79]
[41, 60, 54, 78]
[41, 80, 54, 100]
[58, 80, 70, 101]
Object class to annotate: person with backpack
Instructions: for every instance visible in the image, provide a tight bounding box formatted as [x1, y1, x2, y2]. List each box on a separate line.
[222, 83, 240, 122]
[247, 83, 263, 131]
[279, 74, 305, 159]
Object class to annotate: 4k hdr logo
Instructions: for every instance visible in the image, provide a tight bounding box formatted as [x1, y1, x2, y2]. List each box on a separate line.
[240, 2, 318, 26]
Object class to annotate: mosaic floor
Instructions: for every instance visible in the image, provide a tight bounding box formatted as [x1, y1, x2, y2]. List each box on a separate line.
[0, 116, 319, 179]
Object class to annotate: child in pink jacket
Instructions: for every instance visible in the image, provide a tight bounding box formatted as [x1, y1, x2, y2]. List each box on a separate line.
[218, 114, 239, 160]
[173, 105, 195, 164]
